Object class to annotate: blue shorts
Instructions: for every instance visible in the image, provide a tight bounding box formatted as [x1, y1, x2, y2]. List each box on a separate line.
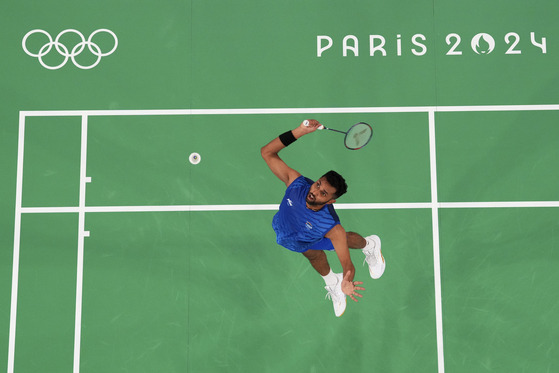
[303, 237, 336, 252]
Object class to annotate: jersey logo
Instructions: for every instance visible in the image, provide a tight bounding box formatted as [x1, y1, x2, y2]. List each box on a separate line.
[305, 221, 313, 230]
[287, 198, 293, 206]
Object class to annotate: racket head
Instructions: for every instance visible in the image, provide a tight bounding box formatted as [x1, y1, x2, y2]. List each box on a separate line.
[344, 122, 373, 150]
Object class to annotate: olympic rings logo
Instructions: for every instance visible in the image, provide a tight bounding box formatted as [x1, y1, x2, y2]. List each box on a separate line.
[22, 29, 118, 70]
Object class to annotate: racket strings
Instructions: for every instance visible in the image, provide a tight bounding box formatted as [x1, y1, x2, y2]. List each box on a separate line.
[345, 122, 372, 149]
[353, 129, 369, 143]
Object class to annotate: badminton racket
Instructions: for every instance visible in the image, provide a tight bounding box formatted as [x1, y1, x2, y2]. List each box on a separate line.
[303, 120, 373, 150]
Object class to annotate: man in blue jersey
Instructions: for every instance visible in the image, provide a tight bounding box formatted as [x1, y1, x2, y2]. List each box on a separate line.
[261, 119, 386, 317]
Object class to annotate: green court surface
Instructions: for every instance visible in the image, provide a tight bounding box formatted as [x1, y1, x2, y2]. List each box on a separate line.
[1, 1, 559, 373]
[440, 208, 559, 372]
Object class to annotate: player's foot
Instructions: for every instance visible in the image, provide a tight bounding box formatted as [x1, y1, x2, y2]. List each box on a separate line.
[324, 272, 346, 317]
[362, 235, 385, 279]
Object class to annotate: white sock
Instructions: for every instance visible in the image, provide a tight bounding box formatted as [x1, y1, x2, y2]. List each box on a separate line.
[322, 269, 338, 286]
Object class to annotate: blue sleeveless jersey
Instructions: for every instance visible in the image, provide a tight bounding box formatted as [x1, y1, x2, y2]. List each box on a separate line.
[272, 175, 340, 252]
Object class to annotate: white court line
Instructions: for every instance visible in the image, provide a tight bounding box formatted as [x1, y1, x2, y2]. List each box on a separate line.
[429, 110, 445, 373]
[18, 200, 559, 215]
[20, 202, 430, 214]
[439, 201, 559, 208]
[18, 103, 559, 117]
[7, 113, 26, 373]
[73, 116, 88, 373]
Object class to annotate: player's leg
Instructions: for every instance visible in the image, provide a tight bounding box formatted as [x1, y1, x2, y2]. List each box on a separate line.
[302, 244, 346, 317]
[347, 231, 386, 279]
[346, 231, 366, 249]
[301, 249, 330, 276]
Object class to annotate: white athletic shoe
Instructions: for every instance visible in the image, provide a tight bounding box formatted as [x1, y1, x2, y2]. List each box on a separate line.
[363, 235, 385, 279]
[324, 273, 346, 317]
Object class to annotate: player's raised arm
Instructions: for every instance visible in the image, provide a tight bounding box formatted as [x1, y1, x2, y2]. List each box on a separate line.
[261, 119, 322, 187]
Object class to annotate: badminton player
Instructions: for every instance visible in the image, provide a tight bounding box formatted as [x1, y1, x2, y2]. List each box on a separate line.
[261, 119, 386, 317]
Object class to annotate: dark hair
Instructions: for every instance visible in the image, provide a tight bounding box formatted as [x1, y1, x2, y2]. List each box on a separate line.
[322, 170, 347, 199]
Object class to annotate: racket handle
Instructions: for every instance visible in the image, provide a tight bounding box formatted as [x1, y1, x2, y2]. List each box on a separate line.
[302, 120, 324, 130]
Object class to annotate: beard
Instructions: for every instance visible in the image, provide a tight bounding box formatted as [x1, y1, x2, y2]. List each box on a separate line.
[306, 192, 322, 206]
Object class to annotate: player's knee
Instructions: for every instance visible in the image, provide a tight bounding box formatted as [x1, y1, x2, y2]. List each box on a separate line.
[302, 249, 324, 261]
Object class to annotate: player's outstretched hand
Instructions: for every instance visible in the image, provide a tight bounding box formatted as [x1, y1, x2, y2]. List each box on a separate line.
[341, 271, 365, 302]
